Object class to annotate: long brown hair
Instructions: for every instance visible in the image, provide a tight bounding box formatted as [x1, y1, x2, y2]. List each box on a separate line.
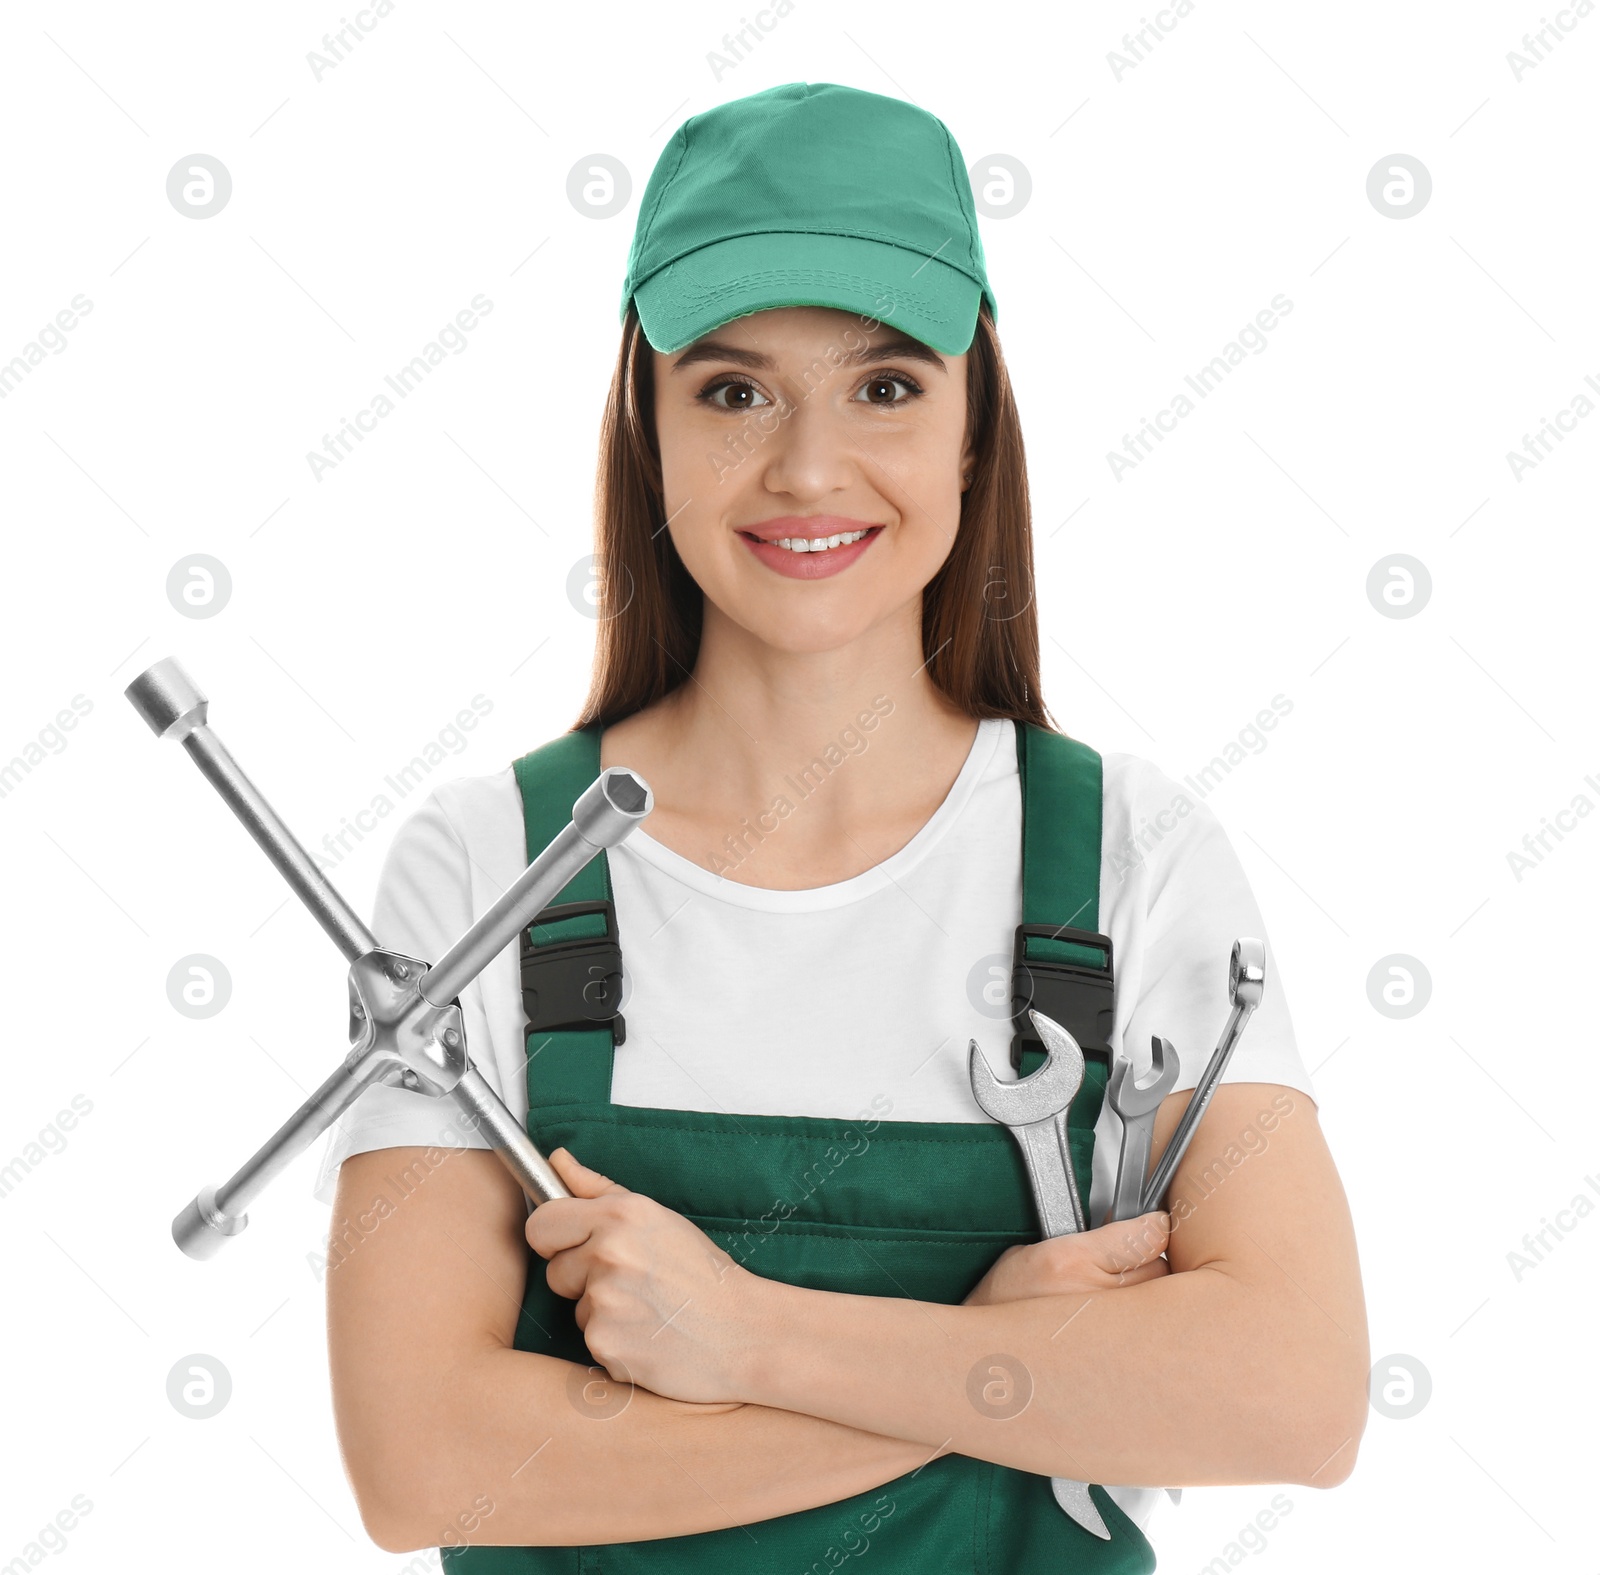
[572, 299, 1059, 734]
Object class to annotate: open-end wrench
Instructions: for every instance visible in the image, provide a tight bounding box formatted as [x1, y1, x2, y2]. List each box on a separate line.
[968, 1007, 1089, 1235]
[968, 1007, 1109, 1541]
[1050, 1035, 1181, 1514]
[1140, 938, 1266, 1216]
[1044, 941, 1266, 1525]
[1105, 1035, 1179, 1228]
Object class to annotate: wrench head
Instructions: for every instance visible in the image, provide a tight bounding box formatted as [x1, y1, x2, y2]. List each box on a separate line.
[1108, 1034, 1180, 1119]
[1229, 938, 1266, 1010]
[967, 1009, 1086, 1124]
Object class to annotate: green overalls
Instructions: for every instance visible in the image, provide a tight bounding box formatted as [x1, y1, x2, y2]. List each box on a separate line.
[443, 719, 1158, 1574]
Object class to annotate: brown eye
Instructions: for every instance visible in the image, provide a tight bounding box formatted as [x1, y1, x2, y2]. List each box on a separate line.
[855, 373, 923, 406]
[701, 378, 772, 411]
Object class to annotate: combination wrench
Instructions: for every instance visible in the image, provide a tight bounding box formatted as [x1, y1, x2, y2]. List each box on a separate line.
[1140, 938, 1266, 1215]
[1101, 1035, 1184, 1509]
[1083, 937, 1265, 1513]
[1105, 1034, 1179, 1229]
[968, 1007, 1109, 1541]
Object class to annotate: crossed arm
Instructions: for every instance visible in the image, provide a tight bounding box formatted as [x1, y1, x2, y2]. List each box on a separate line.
[327, 1082, 1368, 1552]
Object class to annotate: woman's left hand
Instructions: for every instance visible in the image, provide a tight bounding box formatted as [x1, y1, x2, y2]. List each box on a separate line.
[526, 1146, 763, 1405]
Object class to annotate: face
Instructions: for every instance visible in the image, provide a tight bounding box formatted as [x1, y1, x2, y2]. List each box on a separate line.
[651, 305, 974, 655]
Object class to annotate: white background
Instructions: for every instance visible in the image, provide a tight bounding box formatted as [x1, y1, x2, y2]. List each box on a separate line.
[1, 0, 1594, 1569]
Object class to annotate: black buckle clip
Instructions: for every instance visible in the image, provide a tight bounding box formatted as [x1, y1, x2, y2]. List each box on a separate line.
[1010, 922, 1114, 1071]
[520, 899, 626, 1046]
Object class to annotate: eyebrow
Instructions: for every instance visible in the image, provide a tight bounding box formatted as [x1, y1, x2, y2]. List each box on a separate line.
[670, 332, 949, 374]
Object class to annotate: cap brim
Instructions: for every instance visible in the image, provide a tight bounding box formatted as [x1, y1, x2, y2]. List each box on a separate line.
[631, 231, 985, 357]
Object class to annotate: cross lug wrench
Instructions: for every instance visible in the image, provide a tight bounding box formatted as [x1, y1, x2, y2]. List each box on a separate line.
[127, 654, 655, 1260]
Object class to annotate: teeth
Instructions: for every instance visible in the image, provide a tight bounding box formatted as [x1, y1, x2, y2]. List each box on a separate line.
[771, 528, 871, 552]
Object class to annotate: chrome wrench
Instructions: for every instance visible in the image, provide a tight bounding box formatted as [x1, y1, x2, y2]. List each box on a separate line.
[1104, 1035, 1179, 1228]
[1103, 1035, 1183, 1509]
[968, 1008, 1108, 1541]
[125, 655, 655, 1255]
[1033, 1020, 1193, 1520]
[1140, 938, 1266, 1215]
[1046, 940, 1267, 1526]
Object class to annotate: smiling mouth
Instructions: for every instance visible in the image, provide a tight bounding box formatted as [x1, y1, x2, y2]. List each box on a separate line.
[739, 526, 882, 553]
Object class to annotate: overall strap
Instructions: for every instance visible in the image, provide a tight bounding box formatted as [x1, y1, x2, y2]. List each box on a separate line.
[511, 722, 619, 1111]
[1012, 722, 1115, 1080]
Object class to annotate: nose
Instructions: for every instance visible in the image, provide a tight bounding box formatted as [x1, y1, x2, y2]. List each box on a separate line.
[755, 388, 859, 501]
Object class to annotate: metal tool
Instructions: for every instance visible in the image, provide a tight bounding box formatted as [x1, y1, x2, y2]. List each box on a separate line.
[968, 1006, 1088, 1234]
[1140, 938, 1266, 1216]
[1102, 1035, 1184, 1510]
[1000, 941, 1266, 1530]
[968, 1007, 1109, 1542]
[125, 655, 654, 1258]
[1057, 1035, 1180, 1516]
[1093, 938, 1263, 1514]
[1104, 1035, 1179, 1229]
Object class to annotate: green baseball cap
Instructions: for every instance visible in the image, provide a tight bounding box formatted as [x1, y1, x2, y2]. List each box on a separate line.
[620, 81, 998, 357]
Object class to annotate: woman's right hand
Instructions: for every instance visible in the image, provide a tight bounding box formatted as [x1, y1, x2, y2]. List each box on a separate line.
[963, 1211, 1171, 1306]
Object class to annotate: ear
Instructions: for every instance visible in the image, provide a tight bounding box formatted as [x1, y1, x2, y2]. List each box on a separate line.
[958, 417, 978, 488]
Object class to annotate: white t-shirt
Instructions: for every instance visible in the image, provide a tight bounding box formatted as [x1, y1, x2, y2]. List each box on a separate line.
[311, 717, 1315, 1532]
[314, 714, 1315, 1197]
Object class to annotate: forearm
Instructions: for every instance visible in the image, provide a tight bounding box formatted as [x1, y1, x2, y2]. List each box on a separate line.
[736, 1265, 1361, 1490]
[388, 1344, 944, 1551]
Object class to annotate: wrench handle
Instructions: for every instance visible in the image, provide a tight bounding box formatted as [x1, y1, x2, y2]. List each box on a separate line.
[1014, 1115, 1086, 1237]
[1140, 999, 1256, 1214]
[1108, 1115, 1157, 1225]
[1012, 1112, 1105, 1537]
[1056, 1104, 1173, 1537]
[449, 1067, 572, 1205]
[171, 1047, 400, 1258]
[1051, 1477, 1111, 1540]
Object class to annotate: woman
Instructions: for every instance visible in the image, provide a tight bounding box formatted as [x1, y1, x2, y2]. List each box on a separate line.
[320, 81, 1368, 1571]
